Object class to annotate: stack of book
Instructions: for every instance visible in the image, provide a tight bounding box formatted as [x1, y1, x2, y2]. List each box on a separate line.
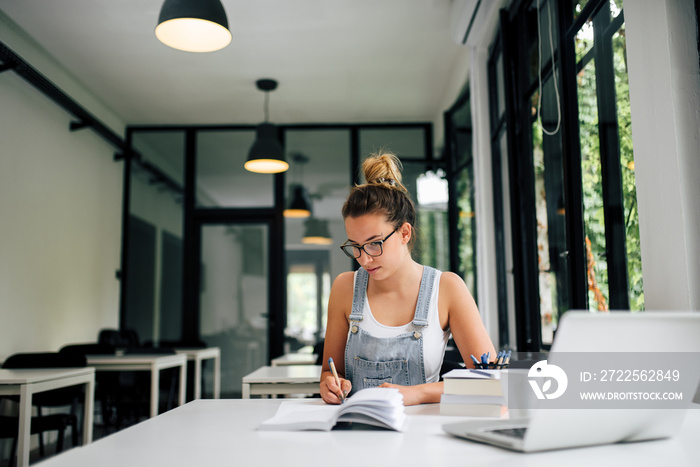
[440, 369, 506, 417]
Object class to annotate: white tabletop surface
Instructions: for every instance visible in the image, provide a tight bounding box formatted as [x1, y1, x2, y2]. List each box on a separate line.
[0, 367, 94, 384]
[242, 365, 321, 382]
[174, 347, 220, 358]
[0, 367, 96, 467]
[270, 353, 318, 366]
[86, 353, 187, 417]
[32, 399, 700, 467]
[86, 354, 187, 365]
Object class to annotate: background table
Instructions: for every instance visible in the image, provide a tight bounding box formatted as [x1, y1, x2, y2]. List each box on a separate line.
[86, 354, 186, 417]
[270, 353, 318, 366]
[0, 367, 95, 467]
[174, 347, 220, 399]
[242, 365, 321, 398]
[30, 398, 700, 467]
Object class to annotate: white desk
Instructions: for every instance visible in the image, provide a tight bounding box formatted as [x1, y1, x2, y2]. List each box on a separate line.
[31, 399, 700, 467]
[174, 347, 221, 399]
[242, 365, 321, 398]
[87, 354, 187, 418]
[270, 353, 318, 366]
[0, 367, 95, 467]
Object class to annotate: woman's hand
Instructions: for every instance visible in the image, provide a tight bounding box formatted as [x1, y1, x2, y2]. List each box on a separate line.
[320, 374, 352, 405]
[378, 382, 443, 406]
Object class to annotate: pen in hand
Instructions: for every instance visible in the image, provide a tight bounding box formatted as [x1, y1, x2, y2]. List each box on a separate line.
[328, 357, 347, 403]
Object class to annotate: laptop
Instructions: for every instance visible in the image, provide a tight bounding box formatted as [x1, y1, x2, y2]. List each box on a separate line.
[443, 311, 700, 452]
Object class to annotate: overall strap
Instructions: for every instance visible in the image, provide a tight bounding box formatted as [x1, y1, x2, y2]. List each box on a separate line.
[349, 268, 369, 327]
[411, 266, 437, 329]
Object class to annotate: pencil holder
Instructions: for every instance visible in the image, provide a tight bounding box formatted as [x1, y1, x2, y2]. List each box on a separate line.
[475, 362, 509, 370]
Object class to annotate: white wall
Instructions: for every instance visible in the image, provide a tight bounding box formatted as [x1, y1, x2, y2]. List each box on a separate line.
[625, 0, 700, 311]
[0, 13, 126, 360]
[0, 72, 123, 360]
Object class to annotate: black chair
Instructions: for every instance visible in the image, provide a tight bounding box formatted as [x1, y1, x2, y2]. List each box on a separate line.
[313, 340, 325, 365]
[59, 343, 115, 356]
[143, 339, 208, 401]
[1, 352, 87, 464]
[65, 330, 181, 431]
[0, 414, 80, 467]
[60, 338, 146, 433]
[143, 339, 206, 349]
[121, 335, 180, 414]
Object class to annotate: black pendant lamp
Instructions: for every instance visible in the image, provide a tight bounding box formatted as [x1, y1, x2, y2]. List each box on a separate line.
[284, 154, 311, 217]
[155, 0, 232, 53]
[302, 218, 333, 245]
[284, 185, 312, 218]
[245, 79, 289, 174]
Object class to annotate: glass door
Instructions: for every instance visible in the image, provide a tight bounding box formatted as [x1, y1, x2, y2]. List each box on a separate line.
[199, 223, 270, 398]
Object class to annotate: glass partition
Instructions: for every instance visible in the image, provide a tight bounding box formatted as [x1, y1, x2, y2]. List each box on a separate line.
[126, 131, 185, 345]
[283, 129, 351, 351]
[359, 127, 428, 160]
[199, 224, 269, 398]
[196, 130, 273, 208]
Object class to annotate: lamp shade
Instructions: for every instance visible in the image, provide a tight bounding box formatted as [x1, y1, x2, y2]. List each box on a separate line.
[244, 123, 289, 173]
[155, 0, 232, 53]
[302, 218, 333, 245]
[284, 185, 312, 218]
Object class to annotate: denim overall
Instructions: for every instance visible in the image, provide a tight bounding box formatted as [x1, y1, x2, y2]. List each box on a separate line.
[344, 265, 438, 395]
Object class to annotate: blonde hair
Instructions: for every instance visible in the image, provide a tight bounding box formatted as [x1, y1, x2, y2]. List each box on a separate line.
[342, 152, 416, 247]
[361, 153, 407, 191]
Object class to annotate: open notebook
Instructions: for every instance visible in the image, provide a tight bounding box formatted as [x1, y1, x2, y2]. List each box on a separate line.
[258, 387, 406, 432]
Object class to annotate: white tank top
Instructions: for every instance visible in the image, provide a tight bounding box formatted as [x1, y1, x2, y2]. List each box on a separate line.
[353, 269, 450, 383]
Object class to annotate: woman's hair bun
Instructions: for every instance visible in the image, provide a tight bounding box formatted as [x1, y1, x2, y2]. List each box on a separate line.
[362, 152, 406, 192]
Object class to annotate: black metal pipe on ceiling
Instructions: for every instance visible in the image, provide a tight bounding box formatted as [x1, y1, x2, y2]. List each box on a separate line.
[0, 39, 126, 151]
[0, 39, 183, 195]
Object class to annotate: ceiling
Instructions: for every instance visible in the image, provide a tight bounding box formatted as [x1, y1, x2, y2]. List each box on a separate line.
[0, 0, 474, 127]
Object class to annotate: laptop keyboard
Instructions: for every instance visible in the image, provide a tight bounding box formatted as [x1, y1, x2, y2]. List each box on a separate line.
[491, 427, 528, 439]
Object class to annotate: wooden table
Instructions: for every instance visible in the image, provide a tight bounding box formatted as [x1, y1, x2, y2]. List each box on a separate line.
[0, 367, 95, 467]
[241, 365, 321, 398]
[86, 354, 186, 418]
[174, 347, 221, 399]
[270, 353, 318, 366]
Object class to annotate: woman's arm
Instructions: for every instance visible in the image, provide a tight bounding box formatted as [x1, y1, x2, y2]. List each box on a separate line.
[320, 272, 354, 404]
[380, 272, 496, 405]
[379, 381, 445, 405]
[441, 271, 496, 367]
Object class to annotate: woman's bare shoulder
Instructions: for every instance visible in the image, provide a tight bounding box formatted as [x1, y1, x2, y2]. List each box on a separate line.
[329, 271, 356, 306]
[332, 271, 355, 289]
[439, 270, 469, 294]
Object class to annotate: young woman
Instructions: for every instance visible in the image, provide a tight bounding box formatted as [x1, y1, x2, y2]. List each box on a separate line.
[320, 153, 496, 406]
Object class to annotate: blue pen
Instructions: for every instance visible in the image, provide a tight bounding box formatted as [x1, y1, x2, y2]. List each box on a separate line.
[470, 355, 480, 366]
[480, 352, 488, 365]
[496, 351, 504, 365]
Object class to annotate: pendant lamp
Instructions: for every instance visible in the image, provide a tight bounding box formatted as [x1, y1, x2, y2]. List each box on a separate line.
[302, 218, 333, 245]
[284, 185, 312, 218]
[244, 79, 289, 173]
[155, 0, 232, 53]
[283, 154, 311, 217]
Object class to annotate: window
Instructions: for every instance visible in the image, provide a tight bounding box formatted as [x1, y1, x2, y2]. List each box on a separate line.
[445, 91, 478, 300]
[490, 0, 643, 351]
[572, 0, 642, 310]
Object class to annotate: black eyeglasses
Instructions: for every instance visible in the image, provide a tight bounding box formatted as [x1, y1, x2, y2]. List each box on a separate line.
[339, 229, 397, 259]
